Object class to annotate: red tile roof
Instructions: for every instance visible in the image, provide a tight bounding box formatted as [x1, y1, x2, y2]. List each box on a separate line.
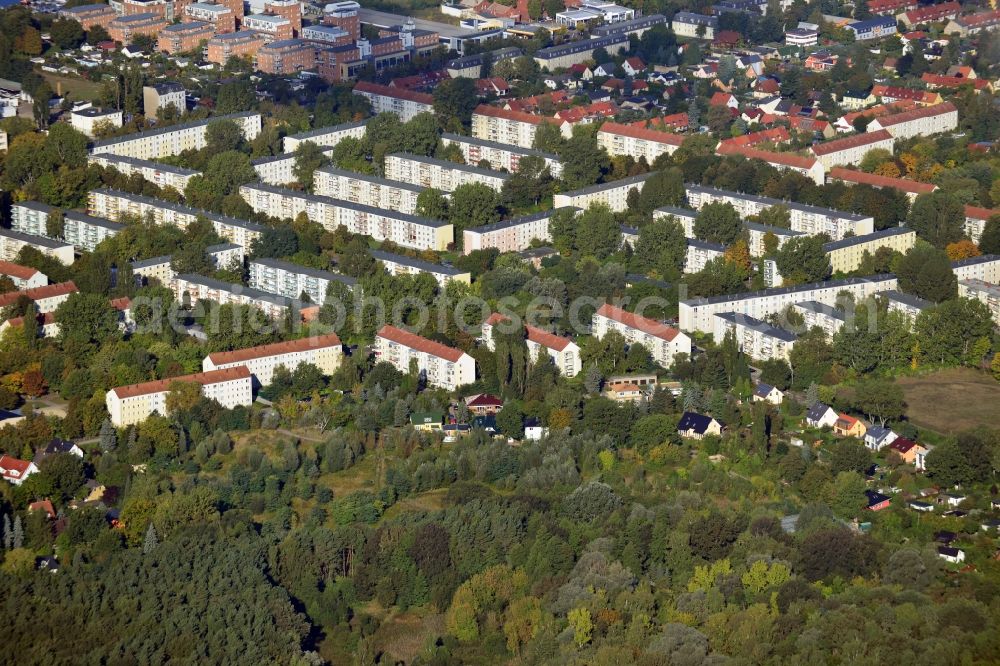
[921, 73, 992, 90]
[599, 121, 685, 145]
[718, 144, 818, 170]
[629, 113, 689, 132]
[888, 437, 924, 454]
[810, 129, 893, 156]
[0, 261, 41, 281]
[28, 499, 56, 518]
[474, 104, 546, 125]
[719, 126, 790, 148]
[957, 9, 1000, 28]
[788, 116, 831, 133]
[903, 1, 959, 23]
[872, 101, 956, 127]
[0, 455, 33, 479]
[0, 281, 77, 308]
[353, 80, 433, 105]
[206, 333, 342, 366]
[110, 365, 251, 400]
[965, 205, 1000, 221]
[710, 92, 735, 107]
[377, 325, 466, 362]
[828, 167, 937, 195]
[467, 393, 503, 407]
[484, 313, 573, 352]
[871, 85, 940, 104]
[596, 303, 682, 342]
[5, 311, 56, 329]
[110, 296, 131, 311]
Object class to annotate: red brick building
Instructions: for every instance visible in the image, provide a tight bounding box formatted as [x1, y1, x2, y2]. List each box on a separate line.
[264, 0, 302, 35]
[206, 29, 265, 64]
[59, 4, 118, 32]
[109, 13, 168, 44]
[256, 39, 315, 74]
[158, 20, 215, 53]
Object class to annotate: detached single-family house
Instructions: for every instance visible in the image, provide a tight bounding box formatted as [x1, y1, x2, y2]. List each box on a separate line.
[941, 493, 966, 508]
[0, 454, 38, 485]
[908, 500, 934, 512]
[604, 382, 646, 403]
[864, 425, 898, 451]
[32, 438, 84, 466]
[410, 412, 444, 432]
[622, 57, 646, 77]
[465, 393, 504, 415]
[834, 414, 867, 438]
[524, 417, 548, 441]
[677, 411, 724, 440]
[472, 414, 497, 433]
[443, 423, 472, 442]
[28, 499, 56, 519]
[806, 403, 838, 429]
[937, 546, 965, 564]
[866, 489, 892, 511]
[887, 437, 928, 470]
[752, 382, 784, 405]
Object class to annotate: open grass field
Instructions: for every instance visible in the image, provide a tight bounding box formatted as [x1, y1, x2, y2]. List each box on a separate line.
[897, 368, 1000, 435]
[40, 71, 103, 101]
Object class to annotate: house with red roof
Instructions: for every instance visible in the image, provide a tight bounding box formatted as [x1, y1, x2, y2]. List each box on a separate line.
[0, 261, 46, 290]
[464, 393, 504, 415]
[709, 92, 738, 109]
[0, 281, 78, 314]
[866, 102, 957, 140]
[591, 303, 691, 368]
[0, 455, 38, 486]
[921, 72, 993, 92]
[28, 499, 56, 519]
[833, 413, 867, 438]
[900, 1, 959, 28]
[963, 205, 1000, 244]
[622, 57, 646, 77]
[871, 85, 943, 106]
[887, 437, 929, 470]
[374, 325, 476, 391]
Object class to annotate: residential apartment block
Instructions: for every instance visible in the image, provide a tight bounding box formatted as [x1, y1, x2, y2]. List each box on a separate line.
[440, 133, 563, 178]
[313, 166, 424, 215]
[958, 279, 1000, 325]
[171, 273, 320, 321]
[591, 303, 692, 368]
[62, 211, 124, 252]
[672, 11, 717, 39]
[685, 239, 727, 274]
[597, 122, 684, 163]
[883, 290, 933, 320]
[685, 185, 875, 240]
[952, 255, 1000, 283]
[242, 13, 294, 41]
[823, 226, 916, 273]
[653, 206, 699, 238]
[744, 222, 804, 257]
[471, 105, 549, 150]
[10, 201, 55, 237]
[826, 167, 936, 201]
[248, 257, 356, 306]
[351, 81, 433, 121]
[69, 107, 123, 138]
[184, 2, 237, 33]
[158, 20, 215, 54]
[132, 255, 175, 284]
[203, 334, 343, 386]
[143, 82, 186, 119]
[206, 31, 266, 65]
[462, 208, 574, 255]
[533, 33, 628, 69]
[238, 182, 453, 250]
[252, 149, 333, 186]
[481, 313, 582, 377]
[374, 325, 476, 391]
[679, 275, 898, 334]
[866, 102, 958, 140]
[0, 261, 47, 290]
[810, 129, 895, 168]
[553, 173, 653, 213]
[792, 300, 848, 339]
[0, 228, 75, 265]
[59, 4, 117, 31]
[370, 250, 471, 287]
[108, 13, 168, 44]
[713, 312, 797, 361]
[257, 39, 316, 75]
[963, 205, 1000, 244]
[0, 281, 77, 314]
[716, 144, 826, 185]
[384, 153, 510, 193]
[90, 112, 262, 160]
[106, 366, 253, 427]
[88, 189, 265, 249]
[89, 153, 200, 192]
[282, 119, 368, 153]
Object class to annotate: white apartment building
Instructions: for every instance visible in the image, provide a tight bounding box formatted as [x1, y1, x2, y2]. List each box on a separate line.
[282, 119, 368, 153]
[672, 11, 717, 39]
[62, 211, 124, 252]
[90, 112, 262, 160]
[206, 242, 244, 270]
[679, 274, 898, 333]
[810, 129, 895, 168]
[482, 313, 582, 377]
[374, 325, 476, 391]
[685, 185, 874, 240]
[172, 273, 320, 322]
[961, 205, 998, 244]
[958, 279, 1000, 326]
[106, 365, 253, 427]
[440, 133, 563, 178]
[202, 334, 344, 386]
[553, 173, 654, 213]
[592, 302, 692, 368]
[252, 148, 334, 186]
[792, 300, 848, 339]
[248, 258, 356, 306]
[143, 82, 186, 119]
[882, 289, 933, 320]
[88, 189, 265, 249]
[713, 312, 797, 360]
[471, 105, 548, 150]
[132, 255, 174, 284]
[314, 166, 424, 215]
[238, 182, 453, 251]
[685, 239, 727, 273]
[0, 261, 47, 289]
[384, 153, 510, 193]
[370, 250, 471, 286]
[867, 102, 958, 140]
[70, 107, 123, 137]
[823, 226, 916, 273]
[597, 122, 684, 163]
[89, 153, 201, 192]
[462, 208, 574, 255]
[0, 228, 75, 265]
[11, 201, 55, 237]
[744, 222, 804, 257]
[716, 145, 826, 185]
[952, 255, 1000, 283]
[352, 81, 434, 122]
[653, 206, 698, 238]
[0, 281, 78, 314]
[533, 33, 628, 69]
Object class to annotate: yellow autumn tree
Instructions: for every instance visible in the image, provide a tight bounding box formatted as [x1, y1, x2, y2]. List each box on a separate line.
[945, 239, 981, 261]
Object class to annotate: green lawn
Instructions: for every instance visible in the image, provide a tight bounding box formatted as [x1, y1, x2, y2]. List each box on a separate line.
[897, 368, 1000, 435]
[40, 71, 104, 102]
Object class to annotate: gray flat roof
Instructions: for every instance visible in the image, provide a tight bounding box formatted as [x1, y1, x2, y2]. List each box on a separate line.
[64, 210, 125, 231]
[535, 33, 628, 60]
[387, 152, 511, 180]
[93, 153, 200, 176]
[593, 13, 666, 35]
[882, 290, 933, 310]
[91, 111, 258, 148]
[205, 242, 241, 253]
[0, 227, 73, 250]
[132, 254, 172, 269]
[744, 221, 805, 236]
[822, 226, 913, 252]
[793, 300, 847, 320]
[285, 119, 369, 142]
[91, 188, 266, 233]
[242, 182, 450, 228]
[687, 184, 871, 222]
[655, 205, 698, 219]
[14, 201, 54, 214]
[952, 254, 1000, 268]
[466, 207, 579, 234]
[176, 273, 310, 308]
[250, 257, 356, 285]
[682, 274, 896, 307]
[688, 238, 727, 251]
[441, 133, 558, 161]
[716, 311, 798, 341]
[371, 249, 466, 276]
[560, 172, 652, 197]
[315, 165, 425, 193]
